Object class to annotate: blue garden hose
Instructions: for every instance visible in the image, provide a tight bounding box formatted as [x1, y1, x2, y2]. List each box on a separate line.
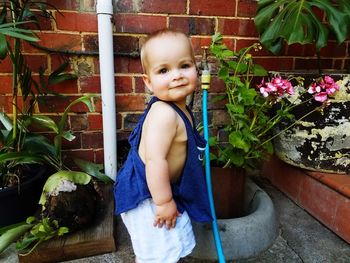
[201, 48, 226, 263]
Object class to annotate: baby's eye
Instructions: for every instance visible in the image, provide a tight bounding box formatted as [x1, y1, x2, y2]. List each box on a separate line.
[181, 63, 192, 69]
[158, 68, 168, 74]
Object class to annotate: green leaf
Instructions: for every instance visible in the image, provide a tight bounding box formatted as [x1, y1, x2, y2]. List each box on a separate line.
[218, 67, 229, 79]
[226, 104, 244, 114]
[0, 152, 43, 164]
[229, 131, 250, 153]
[0, 223, 33, 254]
[30, 116, 59, 134]
[0, 113, 13, 131]
[253, 64, 268, 76]
[0, 34, 7, 59]
[255, 0, 349, 53]
[39, 171, 91, 207]
[73, 158, 113, 183]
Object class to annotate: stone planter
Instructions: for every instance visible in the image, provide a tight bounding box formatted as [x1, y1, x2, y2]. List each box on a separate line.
[272, 72, 350, 174]
[191, 179, 278, 260]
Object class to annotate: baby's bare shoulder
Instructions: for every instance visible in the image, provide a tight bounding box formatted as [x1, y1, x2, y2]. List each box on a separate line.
[147, 101, 178, 122]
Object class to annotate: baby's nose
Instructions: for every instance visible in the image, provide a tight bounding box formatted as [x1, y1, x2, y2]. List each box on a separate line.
[172, 69, 183, 80]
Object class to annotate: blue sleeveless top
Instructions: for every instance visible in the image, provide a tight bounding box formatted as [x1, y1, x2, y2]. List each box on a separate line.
[114, 97, 212, 222]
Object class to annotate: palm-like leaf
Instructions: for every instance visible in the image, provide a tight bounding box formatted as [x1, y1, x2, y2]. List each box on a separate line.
[255, 0, 349, 54]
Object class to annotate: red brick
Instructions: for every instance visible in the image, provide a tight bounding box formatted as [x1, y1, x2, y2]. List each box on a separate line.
[208, 76, 226, 93]
[169, 17, 215, 36]
[87, 114, 103, 130]
[295, 58, 333, 70]
[218, 18, 258, 37]
[25, 55, 48, 73]
[0, 76, 12, 93]
[117, 113, 123, 129]
[114, 36, 140, 55]
[116, 76, 133, 93]
[299, 175, 339, 227]
[94, 149, 104, 164]
[333, 59, 344, 70]
[50, 55, 74, 72]
[190, 0, 236, 16]
[320, 41, 347, 57]
[69, 114, 89, 131]
[80, 76, 101, 93]
[191, 37, 213, 56]
[49, 79, 78, 94]
[307, 171, 350, 199]
[56, 12, 97, 32]
[334, 198, 350, 243]
[236, 39, 271, 56]
[254, 57, 294, 71]
[135, 76, 146, 93]
[81, 132, 103, 148]
[61, 132, 82, 149]
[285, 43, 318, 57]
[237, 0, 257, 17]
[115, 0, 135, 13]
[0, 56, 14, 73]
[124, 113, 142, 131]
[47, 1, 80, 10]
[37, 32, 82, 51]
[116, 95, 145, 112]
[24, 11, 53, 31]
[38, 95, 92, 113]
[115, 14, 167, 34]
[141, 0, 186, 14]
[115, 57, 143, 74]
[0, 95, 7, 112]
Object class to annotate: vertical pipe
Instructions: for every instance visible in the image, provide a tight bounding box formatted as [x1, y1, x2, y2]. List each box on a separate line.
[96, 0, 117, 180]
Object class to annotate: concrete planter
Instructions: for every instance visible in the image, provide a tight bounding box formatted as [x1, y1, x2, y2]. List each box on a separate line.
[272, 72, 350, 174]
[191, 179, 278, 260]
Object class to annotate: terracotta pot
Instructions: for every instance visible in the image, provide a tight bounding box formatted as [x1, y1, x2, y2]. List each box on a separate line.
[271, 71, 350, 174]
[0, 165, 48, 227]
[211, 166, 246, 219]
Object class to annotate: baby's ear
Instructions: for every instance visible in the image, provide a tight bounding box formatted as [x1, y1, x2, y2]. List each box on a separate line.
[142, 74, 153, 92]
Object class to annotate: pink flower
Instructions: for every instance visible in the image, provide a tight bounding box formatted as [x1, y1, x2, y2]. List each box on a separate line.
[314, 92, 328, 102]
[308, 76, 339, 102]
[257, 76, 294, 99]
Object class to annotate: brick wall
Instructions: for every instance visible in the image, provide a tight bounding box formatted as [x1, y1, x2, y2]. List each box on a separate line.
[1, 0, 349, 164]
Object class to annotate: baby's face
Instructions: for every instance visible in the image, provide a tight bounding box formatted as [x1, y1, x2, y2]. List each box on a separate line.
[142, 34, 197, 104]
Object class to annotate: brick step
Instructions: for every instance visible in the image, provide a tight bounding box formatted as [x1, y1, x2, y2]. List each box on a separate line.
[262, 156, 350, 244]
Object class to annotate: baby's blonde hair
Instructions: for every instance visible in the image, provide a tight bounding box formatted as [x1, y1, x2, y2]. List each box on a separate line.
[140, 29, 195, 74]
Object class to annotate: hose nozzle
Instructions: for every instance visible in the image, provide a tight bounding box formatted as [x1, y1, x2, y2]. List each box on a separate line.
[200, 46, 211, 90]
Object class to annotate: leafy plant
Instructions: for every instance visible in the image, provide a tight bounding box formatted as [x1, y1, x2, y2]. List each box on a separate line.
[254, 0, 350, 55]
[209, 32, 339, 170]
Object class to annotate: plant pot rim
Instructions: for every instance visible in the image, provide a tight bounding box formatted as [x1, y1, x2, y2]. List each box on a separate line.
[0, 165, 47, 196]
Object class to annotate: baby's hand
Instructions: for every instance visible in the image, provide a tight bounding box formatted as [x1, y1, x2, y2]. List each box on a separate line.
[153, 199, 181, 229]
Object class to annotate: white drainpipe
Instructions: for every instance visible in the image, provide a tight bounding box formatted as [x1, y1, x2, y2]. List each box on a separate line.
[96, 0, 117, 180]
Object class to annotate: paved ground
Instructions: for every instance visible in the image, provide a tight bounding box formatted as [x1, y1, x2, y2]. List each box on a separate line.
[1, 178, 350, 263]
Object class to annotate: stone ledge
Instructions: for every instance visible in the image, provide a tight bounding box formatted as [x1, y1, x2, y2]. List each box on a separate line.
[263, 156, 350, 245]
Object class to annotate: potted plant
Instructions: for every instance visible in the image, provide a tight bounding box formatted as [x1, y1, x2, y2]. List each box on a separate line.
[254, 0, 350, 173]
[0, 0, 79, 227]
[191, 32, 340, 260]
[0, 1, 114, 256]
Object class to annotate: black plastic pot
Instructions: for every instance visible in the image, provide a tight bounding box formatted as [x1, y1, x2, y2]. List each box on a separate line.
[0, 165, 48, 227]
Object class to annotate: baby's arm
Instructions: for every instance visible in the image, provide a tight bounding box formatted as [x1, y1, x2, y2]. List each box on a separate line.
[143, 102, 180, 229]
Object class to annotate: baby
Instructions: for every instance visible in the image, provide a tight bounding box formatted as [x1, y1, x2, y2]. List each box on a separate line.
[114, 29, 211, 263]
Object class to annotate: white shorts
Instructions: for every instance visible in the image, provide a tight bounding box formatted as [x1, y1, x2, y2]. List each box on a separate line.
[121, 199, 195, 263]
